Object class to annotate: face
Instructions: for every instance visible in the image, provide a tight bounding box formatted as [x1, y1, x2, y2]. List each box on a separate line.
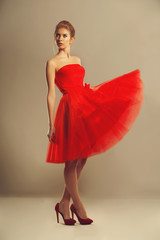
[55, 28, 74, 49]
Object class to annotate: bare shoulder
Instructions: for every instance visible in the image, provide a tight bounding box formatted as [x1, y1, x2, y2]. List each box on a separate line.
[46, 56, 82, 70]
[46, 57, 57, 69]
[45, 58, 57, 86]
[72, 56, 82, 65]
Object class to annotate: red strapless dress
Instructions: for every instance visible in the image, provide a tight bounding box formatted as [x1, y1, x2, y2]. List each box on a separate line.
[46, 64, 144, 164]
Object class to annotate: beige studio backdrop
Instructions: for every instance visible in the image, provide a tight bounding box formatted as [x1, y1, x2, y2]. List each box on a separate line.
[0, 0, 160, 198]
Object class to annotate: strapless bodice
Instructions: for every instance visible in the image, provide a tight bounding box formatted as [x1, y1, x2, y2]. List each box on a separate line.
[55, 64, 88, 95]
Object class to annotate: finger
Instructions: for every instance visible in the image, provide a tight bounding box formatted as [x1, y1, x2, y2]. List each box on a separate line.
[50, 138, 54, 143]
[49, 136, 55, 143]
[51, 134, 55, 140]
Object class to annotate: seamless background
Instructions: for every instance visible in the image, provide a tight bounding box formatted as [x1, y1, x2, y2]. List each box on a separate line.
[0, 0, 160, 198]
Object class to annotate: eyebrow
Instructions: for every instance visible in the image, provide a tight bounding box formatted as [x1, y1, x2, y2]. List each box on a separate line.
[56, 33, 68, 35]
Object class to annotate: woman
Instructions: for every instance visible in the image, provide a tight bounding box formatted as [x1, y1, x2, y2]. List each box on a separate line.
[45, 20, 144, 225]
[46, 20, 94, 225]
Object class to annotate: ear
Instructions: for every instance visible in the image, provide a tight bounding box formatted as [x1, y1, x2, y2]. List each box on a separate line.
[70, 36, 75, 44]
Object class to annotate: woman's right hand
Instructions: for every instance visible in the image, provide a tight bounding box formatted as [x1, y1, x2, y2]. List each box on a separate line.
[47, 126, 56, 143]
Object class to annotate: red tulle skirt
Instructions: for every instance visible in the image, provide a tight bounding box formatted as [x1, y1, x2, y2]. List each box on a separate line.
[46, 66, 144, 164]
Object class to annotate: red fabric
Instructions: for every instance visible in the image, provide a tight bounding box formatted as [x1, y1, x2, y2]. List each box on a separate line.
[46, 64, 144, 164]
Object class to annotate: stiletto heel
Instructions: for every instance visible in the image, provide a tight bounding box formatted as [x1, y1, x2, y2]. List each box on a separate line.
[70, 203, 93, 225]
[55, 203, 76, 225]
[71, 210, 74, 219]
[56, 208, 59, 223]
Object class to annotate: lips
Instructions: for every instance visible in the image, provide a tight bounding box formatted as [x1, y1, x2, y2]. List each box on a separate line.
[58, 43, 63, 45]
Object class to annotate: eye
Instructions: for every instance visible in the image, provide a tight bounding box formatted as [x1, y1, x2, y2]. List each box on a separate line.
[63, 34, 67, 37]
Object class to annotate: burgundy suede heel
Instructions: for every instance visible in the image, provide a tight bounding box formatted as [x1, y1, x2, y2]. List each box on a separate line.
[70, 203, 93, 225]
[55, 203, 76, 225]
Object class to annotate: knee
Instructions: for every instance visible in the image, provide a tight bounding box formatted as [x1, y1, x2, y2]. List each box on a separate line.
[65, 159, 79, 169]
[77, 157, 87, 168]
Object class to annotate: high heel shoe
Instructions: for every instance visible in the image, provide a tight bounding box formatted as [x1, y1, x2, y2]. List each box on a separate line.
[55, 203, 76, 225]
[70, 203, 93, 225]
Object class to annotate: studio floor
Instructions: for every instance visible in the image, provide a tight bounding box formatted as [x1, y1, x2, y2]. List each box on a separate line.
[0, 196, 160, 240]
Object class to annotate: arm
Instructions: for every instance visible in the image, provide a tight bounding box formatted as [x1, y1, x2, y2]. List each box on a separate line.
[90, 86, 96, 90]
[46, 60, 56, 130]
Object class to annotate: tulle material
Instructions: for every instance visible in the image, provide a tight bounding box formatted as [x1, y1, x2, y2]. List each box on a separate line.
[46, 64, 144, 164]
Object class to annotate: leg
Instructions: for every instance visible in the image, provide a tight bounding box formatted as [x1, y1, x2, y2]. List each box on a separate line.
[60, 158, 87, 202]
[59, 158, 88, 219]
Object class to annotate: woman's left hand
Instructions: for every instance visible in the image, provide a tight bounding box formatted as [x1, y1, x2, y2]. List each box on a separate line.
[47, 126, 56, 143]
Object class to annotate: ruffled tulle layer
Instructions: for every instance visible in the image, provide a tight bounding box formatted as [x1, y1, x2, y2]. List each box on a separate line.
[46, 69, 144, 163]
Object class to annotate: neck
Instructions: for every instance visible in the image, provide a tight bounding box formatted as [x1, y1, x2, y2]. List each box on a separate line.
[57, 45, 71, 59]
